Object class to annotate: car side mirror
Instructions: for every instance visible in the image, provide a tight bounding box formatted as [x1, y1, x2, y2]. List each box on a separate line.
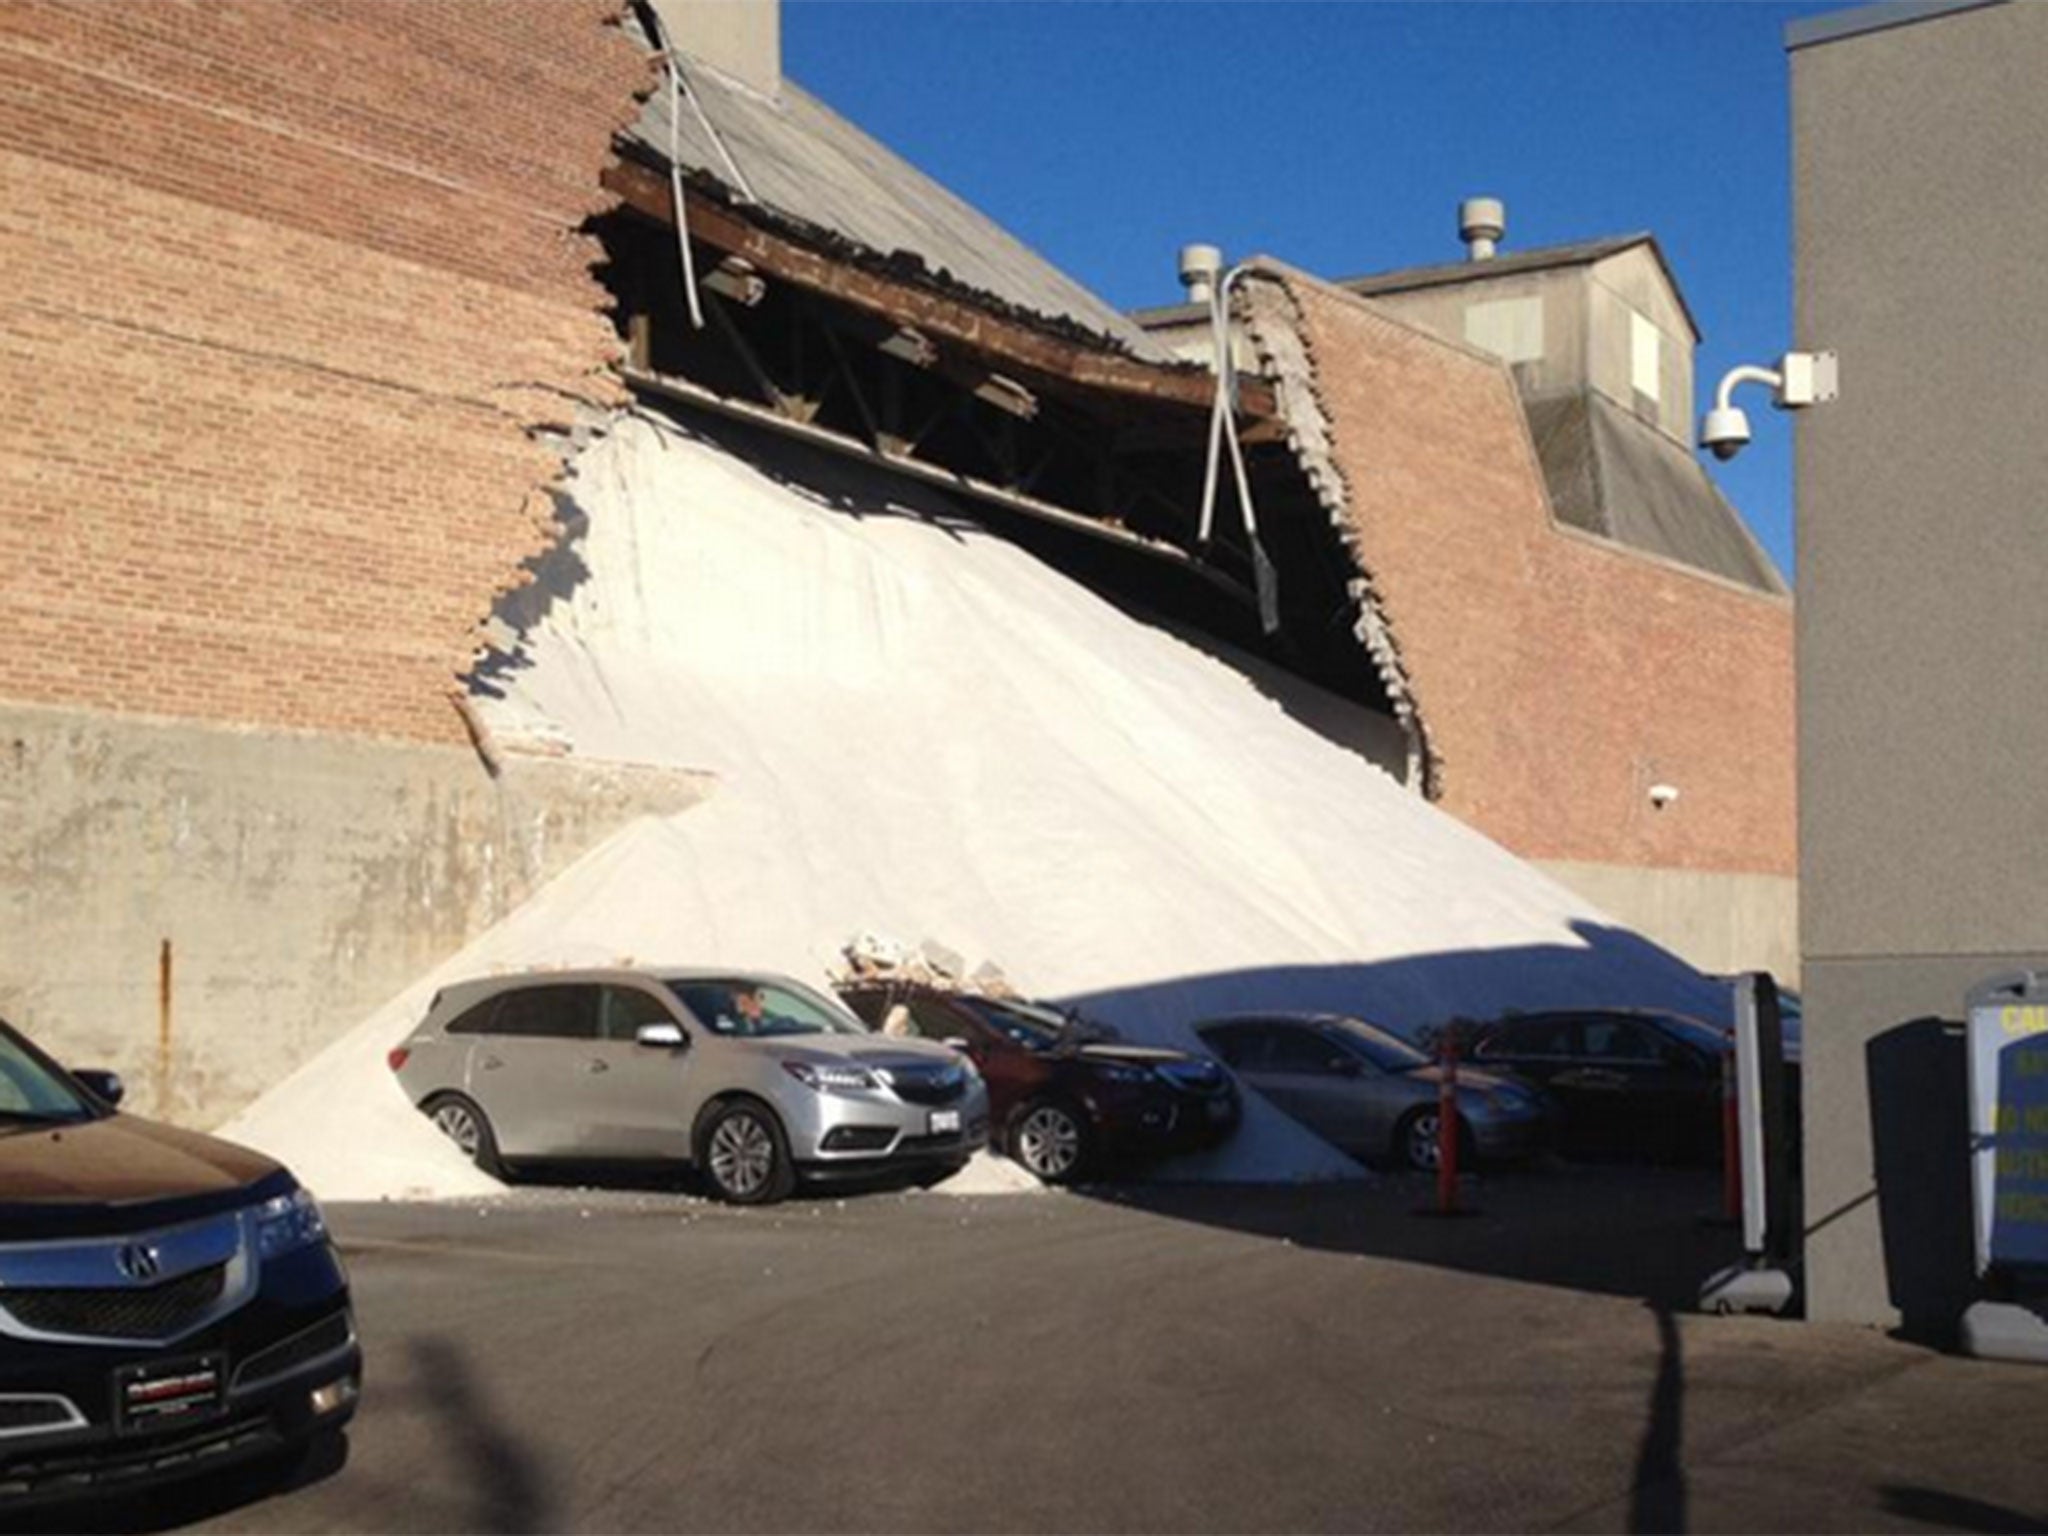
[635, 1023, 687, 1049]
[942, 1036, 973, 1053]
[72, 1069, 124, 1106]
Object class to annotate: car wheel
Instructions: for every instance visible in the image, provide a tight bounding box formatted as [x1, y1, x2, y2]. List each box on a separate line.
[1394, 1107, 1469, 1174]
[1011, 1101, 1088, 1184]
[422, 1092, 508, 1180]
[697, 1099, 796, 1205]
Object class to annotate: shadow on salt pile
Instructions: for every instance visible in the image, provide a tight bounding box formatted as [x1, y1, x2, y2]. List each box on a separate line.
[1056, 921, 1746, 1307]
[1055, 920, 1733, 1047]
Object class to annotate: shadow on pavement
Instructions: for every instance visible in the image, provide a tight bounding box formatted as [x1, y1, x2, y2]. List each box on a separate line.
[397, 1337, 557, 1535]
[1096, 1160, 1741, 1308]
[1879, 1484, 2048, 1534]
[1630, 1304, 1688, 1535]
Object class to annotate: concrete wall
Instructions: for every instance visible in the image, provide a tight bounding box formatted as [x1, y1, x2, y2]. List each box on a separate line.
[1538, 860, 1798, 984]
[0, 703, 711, 1128]
[1792, 0, 2048, 1325]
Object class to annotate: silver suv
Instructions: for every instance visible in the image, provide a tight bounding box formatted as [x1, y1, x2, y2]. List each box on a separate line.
[390, 969, 989, 1203]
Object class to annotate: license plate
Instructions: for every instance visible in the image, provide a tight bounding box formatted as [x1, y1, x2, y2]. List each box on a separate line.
[114, 1354, 226, 1434]
[929, 1109, 961, 1135]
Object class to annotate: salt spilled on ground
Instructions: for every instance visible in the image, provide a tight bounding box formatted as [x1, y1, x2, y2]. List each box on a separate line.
[224, 410, 1729, 1201]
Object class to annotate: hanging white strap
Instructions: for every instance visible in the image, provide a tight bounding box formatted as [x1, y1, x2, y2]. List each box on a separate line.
[667, 58, 704, 331]
[1196, 266, 1280, 632]
[676, 55, 757, 204]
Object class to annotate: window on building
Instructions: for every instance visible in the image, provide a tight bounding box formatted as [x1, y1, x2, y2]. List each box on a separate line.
[1631, 311, 1663, 404]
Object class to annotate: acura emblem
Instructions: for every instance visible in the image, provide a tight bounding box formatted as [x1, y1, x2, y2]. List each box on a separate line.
[114, 1243, 161, 1283]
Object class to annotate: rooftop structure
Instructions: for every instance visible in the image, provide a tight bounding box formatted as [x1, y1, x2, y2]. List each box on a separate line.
[1137, 219, 1786, 594]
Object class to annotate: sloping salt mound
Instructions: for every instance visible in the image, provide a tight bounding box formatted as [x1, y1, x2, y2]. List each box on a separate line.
[225, 410, 1729, 1200]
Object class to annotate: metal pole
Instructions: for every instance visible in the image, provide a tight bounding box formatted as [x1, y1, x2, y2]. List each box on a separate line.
[1437, 1033, 1460, 1214]
[1721, 1047, 1741, 1223]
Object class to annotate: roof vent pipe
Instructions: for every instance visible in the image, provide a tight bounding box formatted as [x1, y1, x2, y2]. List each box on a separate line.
[1459, 197, 1505, 261]
[1179, 243, 1223, 306]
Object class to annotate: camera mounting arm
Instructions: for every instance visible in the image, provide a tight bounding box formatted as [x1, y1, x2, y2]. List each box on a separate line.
[1700, 350, 1839, 461]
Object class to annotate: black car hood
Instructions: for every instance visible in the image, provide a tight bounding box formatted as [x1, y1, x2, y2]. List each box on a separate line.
[0, 1113, 292, 1240]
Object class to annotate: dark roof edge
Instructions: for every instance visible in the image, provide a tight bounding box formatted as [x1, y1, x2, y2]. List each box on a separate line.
[1786, 0, 2007, 51]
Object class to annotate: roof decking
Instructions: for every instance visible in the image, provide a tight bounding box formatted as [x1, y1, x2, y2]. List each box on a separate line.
[625, 40, 1175, 364]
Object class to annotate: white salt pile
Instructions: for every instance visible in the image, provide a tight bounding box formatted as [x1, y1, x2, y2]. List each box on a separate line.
[224, 410, 1729, 1200]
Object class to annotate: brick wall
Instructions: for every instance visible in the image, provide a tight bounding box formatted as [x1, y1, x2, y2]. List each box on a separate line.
[1286, 278, 1795, 877]
[0, 1, 650, 742]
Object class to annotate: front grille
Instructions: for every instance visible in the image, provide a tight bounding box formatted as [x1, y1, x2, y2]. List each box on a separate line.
[231, 1312, 354, 1393]
[883, 1065, 967, 1107]
[1, 1263, 226, 1341]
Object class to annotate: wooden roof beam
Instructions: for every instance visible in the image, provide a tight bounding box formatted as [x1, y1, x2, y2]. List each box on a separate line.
[601, 158, 1277, 419]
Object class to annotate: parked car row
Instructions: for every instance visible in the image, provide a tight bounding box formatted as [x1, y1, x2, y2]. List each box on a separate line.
[386, 969, 1769, 1192]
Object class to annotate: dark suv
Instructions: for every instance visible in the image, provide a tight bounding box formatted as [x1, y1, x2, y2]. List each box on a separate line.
[838, 985, 1239, 1182]
[0, 1018, 359, 1511]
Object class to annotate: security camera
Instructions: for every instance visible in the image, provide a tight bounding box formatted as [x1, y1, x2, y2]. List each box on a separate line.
[1699, 405, 1752, 462]
[1648, 783, 1680, 810]
[1701, 351, 1839, 463]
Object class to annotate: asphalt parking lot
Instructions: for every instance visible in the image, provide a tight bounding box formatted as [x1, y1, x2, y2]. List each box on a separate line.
[41, 1166, 2048, 1535]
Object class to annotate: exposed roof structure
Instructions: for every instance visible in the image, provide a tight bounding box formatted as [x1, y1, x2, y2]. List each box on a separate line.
[624, 32, 1175, 364]
[1525, 394, 1787, 593]
[1132, 234, 1700, 341]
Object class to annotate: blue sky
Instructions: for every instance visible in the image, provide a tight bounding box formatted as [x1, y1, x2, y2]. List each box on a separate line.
[785, 0, 1854, 582]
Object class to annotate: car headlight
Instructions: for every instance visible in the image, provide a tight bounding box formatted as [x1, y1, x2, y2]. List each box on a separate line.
[253, 1187, 327, 1260]
[782, 1061, 880, 1094]
[1092, 1062, 1154, 1086]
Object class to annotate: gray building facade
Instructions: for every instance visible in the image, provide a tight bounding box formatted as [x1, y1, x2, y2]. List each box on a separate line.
[1793, 0, 2048, 1327]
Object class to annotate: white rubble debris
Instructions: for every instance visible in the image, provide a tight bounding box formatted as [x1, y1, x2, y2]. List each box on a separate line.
[224, 412, 1730, 1202]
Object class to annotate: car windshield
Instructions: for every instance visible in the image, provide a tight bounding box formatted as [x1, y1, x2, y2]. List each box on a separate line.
[1327, 1017, 1432, 1072]
[956, 997, 1071, 1052]
[0, 1026, 94, 1127]
[666, 978, 869, 1039]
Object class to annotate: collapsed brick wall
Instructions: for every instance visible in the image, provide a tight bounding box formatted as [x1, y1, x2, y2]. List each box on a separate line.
[0, 0, 651, 742]
[1277, 273, 1795, 877]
